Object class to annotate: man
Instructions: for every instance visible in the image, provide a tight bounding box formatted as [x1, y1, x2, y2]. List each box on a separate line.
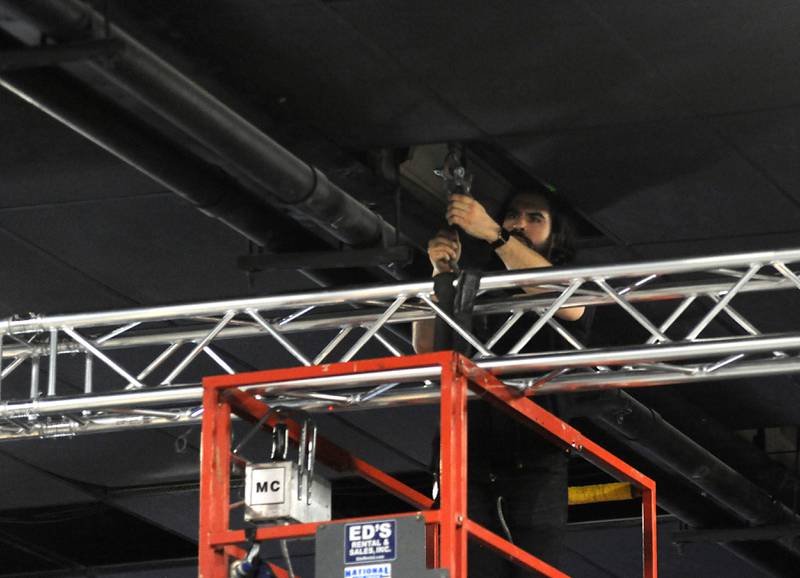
[414, 190, 585, 351]
[414, 190, 588, 575]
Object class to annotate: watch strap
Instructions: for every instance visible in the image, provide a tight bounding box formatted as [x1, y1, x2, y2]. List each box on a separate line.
[488, 228, 510, 249]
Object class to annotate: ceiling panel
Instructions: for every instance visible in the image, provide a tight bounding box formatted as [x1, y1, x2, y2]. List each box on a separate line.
[0, 195, 315, 307]
[332, 0, 685, 137]
[111, 0, 480, 148]
[0, 90, 161, 208]
[498, 120, 800, 244]
[586, 0, 800, 115]
[0, 451, 93, 509]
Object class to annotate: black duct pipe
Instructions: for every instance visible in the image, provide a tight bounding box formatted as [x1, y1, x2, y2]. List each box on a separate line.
[587, 391, 800, 546]
[577, 418, 800, 577]
[0, 61, 306, 251]
[0, 0, 395, 249]
[635, 388, 800, 509]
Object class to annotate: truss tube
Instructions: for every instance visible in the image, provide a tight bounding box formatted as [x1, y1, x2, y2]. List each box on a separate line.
[5, 340, 800, 422]
[685, 264, 760, 340]
[0, 386, 203, 419]
[3, 248, 800, 337]
[1, 274, 793, 360]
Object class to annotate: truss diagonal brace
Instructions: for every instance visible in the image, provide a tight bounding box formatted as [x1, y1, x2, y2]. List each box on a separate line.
[685, 264, 760, 340]
[62, 327, 146, 390]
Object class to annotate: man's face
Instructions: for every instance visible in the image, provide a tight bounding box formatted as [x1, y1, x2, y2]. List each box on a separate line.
[501, 193, 552, 253]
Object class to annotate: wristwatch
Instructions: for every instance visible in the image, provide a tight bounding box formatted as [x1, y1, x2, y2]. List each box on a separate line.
[488, 228, 510, 249]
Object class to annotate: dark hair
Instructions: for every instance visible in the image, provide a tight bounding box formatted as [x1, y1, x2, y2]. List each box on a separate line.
[501, 189, 576, 265]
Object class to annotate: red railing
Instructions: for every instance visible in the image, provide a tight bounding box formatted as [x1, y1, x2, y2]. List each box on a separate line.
[198, 351, 657, 577]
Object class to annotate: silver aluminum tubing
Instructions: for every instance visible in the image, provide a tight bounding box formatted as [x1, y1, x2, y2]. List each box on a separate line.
[63, 327, 146, 390]
[0, 274, 790, 359]
[0, 386, 204, 419]
[340, 295, 408, 362]
[4, 354, 800, 438]
[477, 333, 800, 375]
[6, 334, 800, 419]
[774, 261, 800, 290]
[419, 294, 493, 356]
[0, 0, 393, 248]
[136, 342, 183, 382]
[541, 316, 588, 354]
[160, 310, 235, 385]
[313, 327, 352, 365]
[484, 311, 524, 351]
[203, 347, 235, 375]
[1, 354, 28, 380]
[0, 413, 203, 441]
[47, 328, 57, 396]
[29, 356, 40, 399]
[247, 309, 312, 367]
[647, 296, 697, 344]
[84, 354, 92, 394]
[685, 264, 761, 340]
[595, 278, 668, 342]
[4, 247, 799, 336]
[374, 331, 402, 357]
[507, 280, 582, 354]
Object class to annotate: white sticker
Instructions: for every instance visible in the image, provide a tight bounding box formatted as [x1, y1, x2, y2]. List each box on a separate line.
[249, 467, 285, 505]
[344, 563, 391, 578]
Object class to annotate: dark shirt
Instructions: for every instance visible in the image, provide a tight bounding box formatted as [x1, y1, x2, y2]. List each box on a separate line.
[468, 258, 593, 481]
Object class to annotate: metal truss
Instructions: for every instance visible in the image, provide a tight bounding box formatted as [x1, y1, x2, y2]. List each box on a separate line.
[3, 248, 800, 441]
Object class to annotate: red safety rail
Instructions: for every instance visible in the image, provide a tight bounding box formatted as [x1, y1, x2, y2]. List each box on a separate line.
[198, 352, 657, 578]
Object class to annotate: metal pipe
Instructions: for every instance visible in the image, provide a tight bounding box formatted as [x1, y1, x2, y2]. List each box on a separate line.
[203, 347, 235, 375]
[0, 0, 395, 249]
[0, 63, 300, 250]
[0, 334, 4, 398]
[29, 356, 40, 399]
[646, 296, 696, 344]
[484, 311, 523, 351]
[46, 329, 57, 396]
[589, 390, 800, 528]
[247, 309, 311, 367]
[84, 353, 92, 394]
[0, 386, 204, 419]
[160, 311, 235, 385]
[685, 264, 760, 339]
[6, 348, 800, 421]
[418, 294, 492, 356]
[313, 327, 351, 365]
[136, 342, 183, 382]
[3, 250, 796, 336]
[595, 278, 668, 342]
[340, 295, 407, 362]
[62, 327, 146, 390]
[508, 280, 582, 354]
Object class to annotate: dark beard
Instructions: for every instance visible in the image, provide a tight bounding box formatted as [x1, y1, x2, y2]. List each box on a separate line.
[509, 229, 535, 249]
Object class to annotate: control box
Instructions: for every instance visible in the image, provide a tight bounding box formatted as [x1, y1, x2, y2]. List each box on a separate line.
[244, 461, 331, 524]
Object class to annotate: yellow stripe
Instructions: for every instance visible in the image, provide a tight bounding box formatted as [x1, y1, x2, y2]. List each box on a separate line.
[568, 482, 635, 505]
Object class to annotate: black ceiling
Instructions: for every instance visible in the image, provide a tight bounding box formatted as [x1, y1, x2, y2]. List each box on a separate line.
[2, 1, 800, 576]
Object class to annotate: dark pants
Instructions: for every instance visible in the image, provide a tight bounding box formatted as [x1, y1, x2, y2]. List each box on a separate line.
[466, 402, 568, 576]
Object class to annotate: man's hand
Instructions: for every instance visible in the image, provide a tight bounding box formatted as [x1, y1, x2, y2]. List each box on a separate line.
[428, 229, 461, 274]
[446, 194, 500, 242]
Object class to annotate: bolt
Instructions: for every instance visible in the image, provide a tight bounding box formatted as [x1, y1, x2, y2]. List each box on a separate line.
[456, 514, 464, 526]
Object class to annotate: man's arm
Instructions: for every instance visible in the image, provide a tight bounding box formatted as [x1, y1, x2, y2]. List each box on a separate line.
[412, 230, 461, 354]
[446, 194, 585, 321]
